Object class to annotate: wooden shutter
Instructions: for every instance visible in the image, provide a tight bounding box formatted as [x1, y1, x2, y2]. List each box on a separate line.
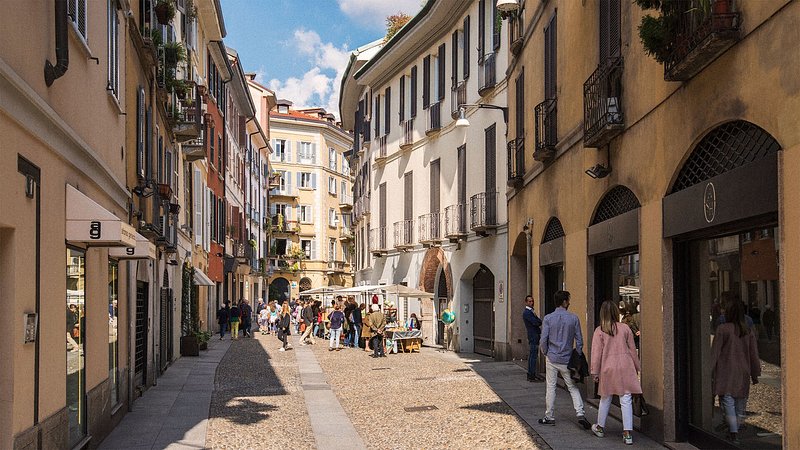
[384, 87, 391, 135]
[485, 124, 496, 193]
[399, 75, 405, 123]
[410, 66, 418, 117]
[404, 172, 413, 221]
[136, 87, 145, 178]
[451, 31, 459, 88]
[437, 44, 446, 101]
[379, 182, 387, 229]
[492, 0, 500, 50]
[458, 145, 466, 206]
[375, 95, 381, 136]
[544, 14, 557, 100]
[422, 56, 430, 109]
[463, 16, 471, 79]
[311, 143, 317, 164]
[478, 0, 485, 60]
[193, 169, 202, 245]
[430, 159, 440, 213]
[515, 68, 524, 138]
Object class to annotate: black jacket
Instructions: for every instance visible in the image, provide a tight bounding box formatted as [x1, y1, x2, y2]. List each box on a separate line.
[567, 349, 590, 383]
[301, 305, 314, 324]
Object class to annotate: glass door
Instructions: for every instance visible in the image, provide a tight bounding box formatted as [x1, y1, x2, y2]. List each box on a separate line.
[66, 247, 86, 447]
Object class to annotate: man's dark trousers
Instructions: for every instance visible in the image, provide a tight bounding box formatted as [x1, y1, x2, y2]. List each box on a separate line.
[371, 335, 384, 357]
[528, 337, 540, 377]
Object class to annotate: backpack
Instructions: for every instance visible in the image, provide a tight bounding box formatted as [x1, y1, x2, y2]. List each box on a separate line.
[230, 306, 240, 319]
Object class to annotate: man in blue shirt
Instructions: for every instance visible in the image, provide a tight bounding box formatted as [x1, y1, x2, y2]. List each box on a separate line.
[523, 295, 543, 382]
[538, 290, 590, 429]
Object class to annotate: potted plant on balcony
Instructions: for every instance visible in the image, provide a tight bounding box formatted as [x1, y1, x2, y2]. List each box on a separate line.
[163, 41, 187, 69]
[154, 0, 176, 25]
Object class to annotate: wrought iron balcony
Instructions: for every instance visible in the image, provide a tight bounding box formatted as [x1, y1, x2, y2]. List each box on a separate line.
[444, 203, 467, 242]
[534, 98, 557, 162]
[451, 81, 467, 118]
[426, 101, 442, 135]
[269, 186, 299, 198]
[375, 135, 388, 163]
[268, 172, 281, 188]
[507, 136, 525, 187]
[339, 193, 353, 209]
[470, 191, 498, 235]
[478, 52, 497, 96]
[173, 82, 202, 142]
[369, 227, 388, 256]
[664, 0, 741, 81]
[393, 220, 415, 251]
[584, 58, 624, 148]
[509, 15, 524, 56]
[400, 119, 414, 150]
[418, 211, 442, 247]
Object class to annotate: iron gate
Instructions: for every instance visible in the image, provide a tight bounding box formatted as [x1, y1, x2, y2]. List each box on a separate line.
[473, 265, 495, 357]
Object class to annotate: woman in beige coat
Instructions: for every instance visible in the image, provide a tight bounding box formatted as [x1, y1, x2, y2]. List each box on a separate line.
[712, 299, 760, 443]
[590, 300, 642, 445]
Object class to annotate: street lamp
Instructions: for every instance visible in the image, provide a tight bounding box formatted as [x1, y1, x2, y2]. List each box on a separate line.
[455, 104, 510, 135]
[585, 163, 612, 179]
[496, 0, 520, 13]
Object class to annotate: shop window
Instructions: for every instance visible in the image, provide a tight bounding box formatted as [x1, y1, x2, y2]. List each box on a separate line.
[109, 260, 120, 406]
[66, 247, 86, 447]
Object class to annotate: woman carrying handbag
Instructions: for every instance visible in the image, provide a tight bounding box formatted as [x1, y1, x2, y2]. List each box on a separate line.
[590, 300, 642, 445]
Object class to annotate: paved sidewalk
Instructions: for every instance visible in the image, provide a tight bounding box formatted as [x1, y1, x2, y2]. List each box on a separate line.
[99, 338, 230, 449]
[450, 352, 665, 449]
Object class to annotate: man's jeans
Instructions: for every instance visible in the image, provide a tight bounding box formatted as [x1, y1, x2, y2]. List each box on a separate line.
[330, 328, 343, 349]
[528, 338, 540, 377]
[351, 324, 361, 348]
[544, 357, 585, 419]
[219, 322, 228, 338]
[371, 335, 384, 356]
[720, 394, 747, 432]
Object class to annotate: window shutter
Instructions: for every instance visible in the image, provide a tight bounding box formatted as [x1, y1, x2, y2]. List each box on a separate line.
[379, 183, 387, 229]
[515, 68, 525, 138]
[311, 240, 317, 260]
[610, 0, 621, 58]
[286, 140, 292, 162]
[204, 188, 211, 250]
[492, 0, 500, 50]
[478, 0, 485, 60]
[430, 159, 440, 212]
[312, 173, 317, 190]
[485, 124, 496, 193]
[399, 75, 405, 123]
[410, 66, 418, 117]
[312, 143, 317, 164]
[422, 56, 430, 109]
[296, 172, 301, 189]
[599, 0, 610, 61]
[286, 172, 292, 193]
[404, 172, 413, 221]
[451, 31, 458, 88]
[384, 87, 391, 135]
[194, 169, 202, 245]
[463, 16, 471, 79]
[375, 95, 381, 136]
[437, 44, 446, 101]
[136, 87, 145, 178]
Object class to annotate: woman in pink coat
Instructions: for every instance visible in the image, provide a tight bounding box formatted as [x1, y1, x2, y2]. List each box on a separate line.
[590, 300, 642, 445]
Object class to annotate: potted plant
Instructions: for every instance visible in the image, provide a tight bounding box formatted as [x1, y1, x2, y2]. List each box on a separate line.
[163, 41, 187, 69]
[194, 330, 211, 350]
[180, 334, 199, 356]
[154, 0, 176, 25]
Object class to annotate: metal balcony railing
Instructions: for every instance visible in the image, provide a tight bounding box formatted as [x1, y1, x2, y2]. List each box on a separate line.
[269, 186, 298, 197]
[393, 220, 415, 249]
[583, 58, 624, 148]
[664, 0, 740, 81]
[376, 135, 388, 162]
[339, 193, 353, 208]
[182, 129, 205, 162]
[470, 192, 498, 234]
[327, 261, 347, 273]
[400, 119, 414, 150]
[369, 227, 388, 255]
[534, 98, 557, 161]
[507, 136, 525, 186]
[451, 81, 467, 118]
[173, 81, 202, 142]
[478, 52, 496, 95]
[444, 204, 467, 241]
[418, 211, 442, 246]
[426, 101, 442, 135]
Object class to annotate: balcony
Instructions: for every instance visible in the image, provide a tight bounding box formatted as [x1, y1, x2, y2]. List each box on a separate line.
[400, 119, 414, 150]
[235, 241, 255, 264]
[478, 52, 497, 96]
[375, 135, 388, 163]
[326, 260, 347, 274]
[173, 82, 202, 142]
[584, 58, 624, 148]
[393, 220, 415, 251]
[451, 81, 467, 119]
[182, 135, 205, 162]
[444, 204, 467, 242]
[509, 15, 524, 56]
[426, 101, 442, 135]
[268, 172, 282, 189]
[339, 193, 353, 209]
[507, 136, 525, 187]
[418, 211, 442, 247]
[470, 191, 498, 236]
[369, 227, 389, 256]
[269, 186, 299, 198]
[268, 257, 291, 273]
[664, 0, 741, 81]
[271, 216, 299, 234]
[534, 98, 557, 162]
[338, 226, 354, 241]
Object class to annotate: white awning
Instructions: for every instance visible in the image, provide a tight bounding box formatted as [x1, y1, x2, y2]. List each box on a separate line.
[109, 232, 156, 259]
[193, 268, 215, 286]
[65, 185, 136, 247]
[332, 284, 387, 294]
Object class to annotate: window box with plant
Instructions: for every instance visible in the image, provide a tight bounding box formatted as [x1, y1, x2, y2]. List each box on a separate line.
[154, 0, 176, 25]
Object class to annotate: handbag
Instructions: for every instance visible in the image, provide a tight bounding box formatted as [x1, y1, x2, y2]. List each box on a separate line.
[299, 322, 306, 333]
[632, 394, 649, 417]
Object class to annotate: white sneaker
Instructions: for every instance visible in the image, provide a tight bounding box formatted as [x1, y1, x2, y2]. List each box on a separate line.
[279, 347, 286, 352]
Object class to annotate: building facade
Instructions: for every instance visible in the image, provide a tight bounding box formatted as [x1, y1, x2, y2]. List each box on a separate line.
[502, 0, 798, 447]
[267, 102, 355, 302]
[340, 0, 511, 357]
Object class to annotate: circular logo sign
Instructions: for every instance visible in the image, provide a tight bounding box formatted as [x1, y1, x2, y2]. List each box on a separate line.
[704, 182, 716, 223]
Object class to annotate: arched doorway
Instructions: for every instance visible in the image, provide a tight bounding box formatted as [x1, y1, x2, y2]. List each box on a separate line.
[510, 232, 529, 359]
[435, 268, 449, 346]
[540, 217, 565, 316]
[473, 265, 495, 357]
[665, 120, 782, 448]
[269, 277, 290, 304]
[419, 247, 451, 346]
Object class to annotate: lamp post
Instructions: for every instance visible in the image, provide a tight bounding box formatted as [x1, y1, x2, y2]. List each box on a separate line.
[455, 104, 509, 135]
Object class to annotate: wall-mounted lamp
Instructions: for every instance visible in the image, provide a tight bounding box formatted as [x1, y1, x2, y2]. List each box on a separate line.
[496, 0, 521, 13]
[455, 104, 510, 134]
[585, 163, 611, 179]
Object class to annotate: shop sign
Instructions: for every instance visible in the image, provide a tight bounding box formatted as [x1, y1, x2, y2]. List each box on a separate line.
[65, 185, 136, 247]
[109, 233, 157, 259]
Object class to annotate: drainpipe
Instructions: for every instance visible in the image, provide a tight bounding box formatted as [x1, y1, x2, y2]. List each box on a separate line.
[44, 0, 69, 86]
[525, 218, 533, 295]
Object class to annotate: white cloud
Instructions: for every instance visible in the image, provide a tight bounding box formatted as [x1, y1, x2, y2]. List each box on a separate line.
[337, 0, 422, 29]
[269, 29, 352, 119]
[253, 66, 268, 85]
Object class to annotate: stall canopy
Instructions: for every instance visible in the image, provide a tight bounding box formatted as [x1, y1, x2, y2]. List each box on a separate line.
[333, 284, 387, 294]
[193, 269, 215, 286]
[381, 284, 434, 298]
[302, 285, 345, 294]
[65, 184, 136, 247]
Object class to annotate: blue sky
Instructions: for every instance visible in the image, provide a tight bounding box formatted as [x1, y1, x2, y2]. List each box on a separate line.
[219, 0, 422, 116]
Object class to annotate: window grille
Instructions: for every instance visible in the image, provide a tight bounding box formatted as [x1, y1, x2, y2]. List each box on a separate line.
[542, 217, 565, 243]
[591, 186, 640, 226]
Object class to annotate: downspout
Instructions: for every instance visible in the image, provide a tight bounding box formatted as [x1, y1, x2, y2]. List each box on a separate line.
[525, 219, 533, 296]
[44, 0, 69, 86]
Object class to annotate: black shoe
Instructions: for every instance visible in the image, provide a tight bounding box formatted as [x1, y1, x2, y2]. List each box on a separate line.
[578, 416, 592, 430]
[538, 417, 556, 425]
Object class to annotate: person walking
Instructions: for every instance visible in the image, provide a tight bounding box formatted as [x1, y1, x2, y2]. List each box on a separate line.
[712, 299, 760, 444]
[216, 301, 230, 340]
[300, 300, 316, 345]
[240, 299, 253, 338]
[367, 304, 386, 357]
[258, 306, 270, 335]
[229, 302, 241, 340]
[328, 303, 346, 351]
[351, 300, 363, 348]
[590, 300, 642, 445]
[277, 302, 292, 351]
[538, 290, 590, 429]
[523, 295, 544, 382]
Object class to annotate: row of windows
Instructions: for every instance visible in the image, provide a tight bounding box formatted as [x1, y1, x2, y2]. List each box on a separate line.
[271, 139, 351, 175]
